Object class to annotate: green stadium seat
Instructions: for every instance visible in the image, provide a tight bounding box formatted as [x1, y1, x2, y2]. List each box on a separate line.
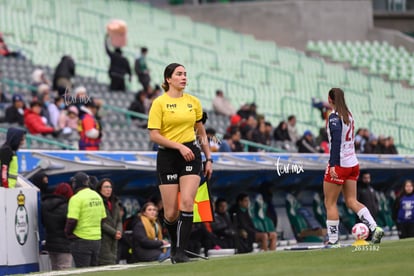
[286, 194, 325, 242]
[2, 0, 414, 152]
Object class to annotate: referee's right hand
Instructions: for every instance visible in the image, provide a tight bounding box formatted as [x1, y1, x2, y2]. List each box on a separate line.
[179, 145, 195, 161]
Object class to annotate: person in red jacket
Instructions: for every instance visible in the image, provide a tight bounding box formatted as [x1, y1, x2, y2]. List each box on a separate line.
[24, 101, 55, 135]
[0, 32, 22, 58]
[78, 99, 102, 150]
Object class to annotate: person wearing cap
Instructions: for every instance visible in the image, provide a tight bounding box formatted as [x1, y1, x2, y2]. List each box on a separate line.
[41, 183, 74, 270]
[0, 127, 26, 188]
[65, 172, 107, 268]
[5, 94, 25, 126]
[296, 130, 322, 153]
[78, 99, 102, 150]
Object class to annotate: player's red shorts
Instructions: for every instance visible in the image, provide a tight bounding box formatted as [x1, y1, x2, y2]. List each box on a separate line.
[323, 164, 360, 185]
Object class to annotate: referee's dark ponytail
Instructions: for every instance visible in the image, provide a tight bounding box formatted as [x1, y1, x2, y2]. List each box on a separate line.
[162, 63, 184, 92]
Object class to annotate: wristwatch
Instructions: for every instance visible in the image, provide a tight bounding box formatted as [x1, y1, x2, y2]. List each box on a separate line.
[206, 158, 213, 163]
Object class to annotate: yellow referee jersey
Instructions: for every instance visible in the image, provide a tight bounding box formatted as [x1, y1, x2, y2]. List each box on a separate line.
[148, 93, 203, 143]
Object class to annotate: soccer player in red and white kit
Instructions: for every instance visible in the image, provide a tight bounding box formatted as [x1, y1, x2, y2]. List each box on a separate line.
[323, 88, 384, 247]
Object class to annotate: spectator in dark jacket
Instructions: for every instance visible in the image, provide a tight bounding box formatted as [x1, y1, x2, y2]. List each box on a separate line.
[128, 90, 148, 128]
[105, 34, 131, 92]
[41, 183, 74, 270]
[96, 178, 123, 265]
[273, 121, 290, 141]
[30, 171, 49, 195]
[357, 171, 379, 222]
[392, 180, 414, 239]
[130, 202, 170, 262]
[0, 86, 9, 105]
[233, 193, 276, 252]
[0, 127, 26, 188]
[211, 198, 237, 249]
[134, 47, 151, 92]
[296, 130, 322, 153]
[4, 94, 25, 126]
[128, 90, 146, 114]
[53, 55, 75, 94]
[250, 121, 268, 152]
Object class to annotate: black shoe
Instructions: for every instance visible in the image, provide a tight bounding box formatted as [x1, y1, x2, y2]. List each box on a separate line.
[171, 251, 190, 264]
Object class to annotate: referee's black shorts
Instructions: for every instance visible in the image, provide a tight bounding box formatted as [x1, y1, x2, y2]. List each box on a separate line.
[156, 141, 202, 185]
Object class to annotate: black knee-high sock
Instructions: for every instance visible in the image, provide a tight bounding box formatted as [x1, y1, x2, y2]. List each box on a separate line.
[164, 218, 178, 255]
[177, 211, 193, 253]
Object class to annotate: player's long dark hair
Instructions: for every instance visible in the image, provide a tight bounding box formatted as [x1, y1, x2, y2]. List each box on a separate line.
[329, 88, 351, 125]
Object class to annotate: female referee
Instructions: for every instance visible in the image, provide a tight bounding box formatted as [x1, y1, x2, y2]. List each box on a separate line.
[323, 88, 383, 247]
[148, 63, 213, 263]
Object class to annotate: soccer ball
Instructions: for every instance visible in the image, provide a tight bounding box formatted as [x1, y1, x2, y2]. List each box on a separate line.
[352, 223, 370, 240]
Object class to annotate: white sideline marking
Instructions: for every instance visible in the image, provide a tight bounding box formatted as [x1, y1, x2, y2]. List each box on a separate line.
[35, 263, 153, 276]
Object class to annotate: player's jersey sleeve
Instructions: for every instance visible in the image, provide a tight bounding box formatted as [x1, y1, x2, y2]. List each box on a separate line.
[147, 97, 163, 130]
[328, 113, 342, 167]
[193, 96, 203, 122]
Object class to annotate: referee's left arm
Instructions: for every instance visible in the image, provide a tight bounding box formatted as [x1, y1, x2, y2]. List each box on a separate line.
[195, 122, 212, 179]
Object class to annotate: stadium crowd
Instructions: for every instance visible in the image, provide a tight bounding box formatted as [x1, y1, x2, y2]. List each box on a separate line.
[0, 29, 400, 154]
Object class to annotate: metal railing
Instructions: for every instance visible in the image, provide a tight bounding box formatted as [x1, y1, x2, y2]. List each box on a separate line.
[239, 138, 286, 153]
[76, 8, 111, 28]
[316, 81, 373, 113]
[164, 38, 219, 69]
[240, 59, 296, 91]
[195, 72, 257, 103]
[0, 127, 76, 150]
[102, 104, 148, 127]
[280, 96, 317, 127]
[393, 102, 413, 121]
[368, 118, 414, 153]
[29, 25, 89, 58]
[77, 63, 108, 80]
[0, 78, 37, 95]
[6, 43, 34, 61]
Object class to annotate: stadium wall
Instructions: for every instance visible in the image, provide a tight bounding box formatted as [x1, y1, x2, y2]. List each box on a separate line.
[368, 27, 414, 52]
[167, 0, 374, 50]
[374, 12, 414, 35]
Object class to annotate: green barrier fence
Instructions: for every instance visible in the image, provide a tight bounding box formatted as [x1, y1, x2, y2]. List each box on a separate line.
[0, 127, 76, 150]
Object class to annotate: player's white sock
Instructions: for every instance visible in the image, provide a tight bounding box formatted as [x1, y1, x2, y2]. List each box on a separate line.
[357, 207, 377, 231]
[326, 220, 339, 244]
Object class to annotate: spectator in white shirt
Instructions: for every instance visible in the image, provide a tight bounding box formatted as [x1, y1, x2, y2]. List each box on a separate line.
[212, 90, 236, 117]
